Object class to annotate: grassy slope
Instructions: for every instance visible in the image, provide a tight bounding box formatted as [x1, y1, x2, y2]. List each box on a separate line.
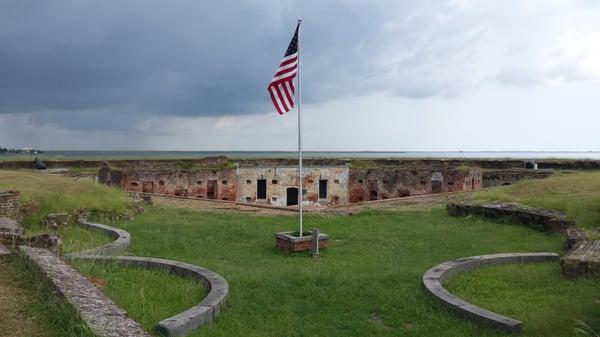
[0, 170, 131, 226]
[472, 171, 600, 228]
[92, 206, 599, 337]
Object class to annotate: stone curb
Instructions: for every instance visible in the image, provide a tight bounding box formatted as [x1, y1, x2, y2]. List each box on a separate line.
[0, 244, 11, 256]
[447, 202, 575, 233]
[66, 220, 229, 336]
[20, 246, 151, 337]
[422, 252, 559, 332]
[73, 255, 229, 337]
[66, 220, 131, 257]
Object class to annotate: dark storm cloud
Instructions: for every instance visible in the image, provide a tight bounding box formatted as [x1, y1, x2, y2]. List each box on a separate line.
[0, 0, 415, 131]
[1, 0, 596, 134]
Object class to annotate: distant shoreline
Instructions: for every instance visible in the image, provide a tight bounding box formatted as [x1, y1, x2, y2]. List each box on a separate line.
[2, 150, 600, 161]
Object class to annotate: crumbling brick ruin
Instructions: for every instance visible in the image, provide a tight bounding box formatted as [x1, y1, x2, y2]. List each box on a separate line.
[0, 190, 20, 222]
[98, 159, 483, 207]
[348, 167, 480, 202]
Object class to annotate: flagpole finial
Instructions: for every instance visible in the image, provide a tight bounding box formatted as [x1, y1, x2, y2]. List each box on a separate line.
[297, 19, 302, 24]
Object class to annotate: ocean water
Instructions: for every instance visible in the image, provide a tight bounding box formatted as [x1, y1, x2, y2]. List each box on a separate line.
[2, 151, 600, 160]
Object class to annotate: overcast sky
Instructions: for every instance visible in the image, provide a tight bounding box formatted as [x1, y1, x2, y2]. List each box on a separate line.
[1, 0, 599, 151]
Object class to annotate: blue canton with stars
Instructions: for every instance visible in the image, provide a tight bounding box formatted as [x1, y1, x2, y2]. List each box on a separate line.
[284, 24, 299, 57]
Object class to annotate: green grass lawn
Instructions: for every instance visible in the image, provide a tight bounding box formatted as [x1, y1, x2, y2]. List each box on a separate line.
[3, 169, 599, 337]
[473, 171, 600, 228]
[69, 205, 599, 337]
[446, 262, 600, 336]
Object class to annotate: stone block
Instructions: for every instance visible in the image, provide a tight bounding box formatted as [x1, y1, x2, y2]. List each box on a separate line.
[561, 240, 600, 277]
[0, 244, 10, 256]
[158, 305, 213, 337]
[41, 213, 72, 230]
[446, 202, 574, 233]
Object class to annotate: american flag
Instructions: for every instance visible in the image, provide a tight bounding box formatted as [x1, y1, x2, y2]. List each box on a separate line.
[268, 23, 299, 115]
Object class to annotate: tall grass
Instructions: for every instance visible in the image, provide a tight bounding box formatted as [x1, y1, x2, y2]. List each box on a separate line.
[73, 261, 206, 333]
[0, 255, 95, 337]
[473, 171, 600, 228]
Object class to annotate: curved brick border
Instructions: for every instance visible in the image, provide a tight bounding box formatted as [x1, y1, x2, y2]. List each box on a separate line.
[67, 220, 229, 337]
[74, 255, 229, 337]
[422, 252, 559, 332]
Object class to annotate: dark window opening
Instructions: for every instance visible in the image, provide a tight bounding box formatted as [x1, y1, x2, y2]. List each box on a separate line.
[286, 187, 298, 206]
[196, 180, 202, 185]
[398, 189, 411, 197]
[159, 180, 165, 186]
[447, 181, 454, 186]
[222, 197, 228, 200]
[368, 179, 378, 201]
[420, 180, 426, 185]
[370, 190, 378, 200]
[207, 180, 217, 199]
[431, 181, 442, 194]
[246, 180, 252, 184]
[142, 181, 154, 193]
[222, 180, 228, 185]
[246, 196, 252, 202]
[358, 179, 364, 184]
[319, 179, 328, 199]
[307, 179, 314, 184]
[334, 179, 340, 184]
[196, 195, 203, 199]
[257, 179, 267, 199]
[130, 182, 139, 187]
[383, 180, 389, 184]
[272, 179, 278, 184]
[272, 196, 278, 201]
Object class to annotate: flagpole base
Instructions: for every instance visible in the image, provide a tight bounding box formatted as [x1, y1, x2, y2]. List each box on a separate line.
[274, 230, 329, 254]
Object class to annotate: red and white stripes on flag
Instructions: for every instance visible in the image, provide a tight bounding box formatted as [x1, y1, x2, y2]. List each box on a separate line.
[268, 23, 299, 115]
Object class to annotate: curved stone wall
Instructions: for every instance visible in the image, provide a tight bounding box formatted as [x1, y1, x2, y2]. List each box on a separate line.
[65, 220, 229, 337]
[75, 255, 229, 337]
[422, 252, 559, 331]
[447, 202, 575, 233]
[67, 220, 131, 257]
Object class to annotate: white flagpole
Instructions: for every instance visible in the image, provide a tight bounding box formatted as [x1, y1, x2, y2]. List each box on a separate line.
[297, 19, 303, 238]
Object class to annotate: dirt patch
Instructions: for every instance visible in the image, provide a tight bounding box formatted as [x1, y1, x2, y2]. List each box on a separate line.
[0, 257, 46, 337]
[150, 195, 296, 216]
[89, 277, 107, 289]
[150, 191, 476, 216]
[369, 313, 392, 331]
